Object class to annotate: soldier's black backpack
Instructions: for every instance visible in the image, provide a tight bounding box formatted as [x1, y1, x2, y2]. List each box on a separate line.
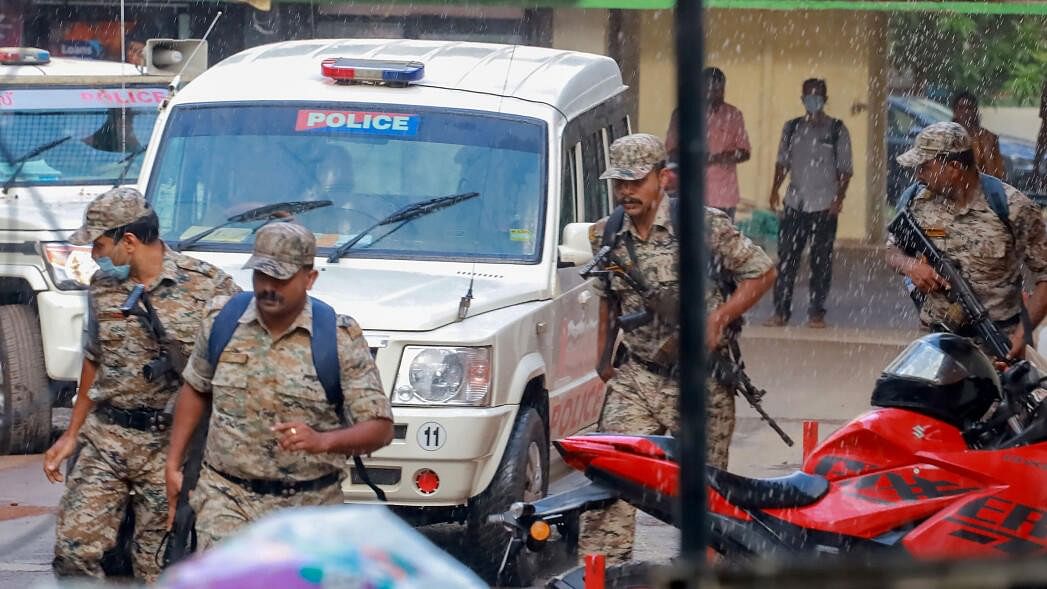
[166, 293, 386, 566]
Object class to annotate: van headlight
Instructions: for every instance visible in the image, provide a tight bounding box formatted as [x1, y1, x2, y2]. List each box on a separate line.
[392, 346, 491, 406]
[39, 242, 97, 290]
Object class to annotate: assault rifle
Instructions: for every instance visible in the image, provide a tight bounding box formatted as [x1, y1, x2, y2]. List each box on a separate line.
[120, 284, 189, 384]
[713, 336, 794, 447]
[120, 284, 201, 567]
[580, 239, 671, 370]
[888, 209, 1013, 360]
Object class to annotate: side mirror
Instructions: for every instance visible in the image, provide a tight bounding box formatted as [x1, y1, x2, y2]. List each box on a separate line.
[145, 39, 208, 81]
[558, 222, 594, 267]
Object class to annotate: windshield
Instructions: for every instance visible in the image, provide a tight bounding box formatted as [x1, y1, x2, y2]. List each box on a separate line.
[0, 87, 165, 187]
[148, 104, 547, 262]
[898, 96, 953, 125]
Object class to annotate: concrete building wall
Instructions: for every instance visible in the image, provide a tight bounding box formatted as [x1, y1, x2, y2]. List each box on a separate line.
[635, 9, 889, 242]
[552, 9, 610, 56]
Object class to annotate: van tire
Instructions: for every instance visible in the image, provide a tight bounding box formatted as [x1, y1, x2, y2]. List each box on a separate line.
[0, 305, 52, 455]
[465, 407, 549, 585]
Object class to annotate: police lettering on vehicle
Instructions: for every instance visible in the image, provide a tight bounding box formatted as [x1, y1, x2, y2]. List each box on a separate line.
[295, 110, 420, 136]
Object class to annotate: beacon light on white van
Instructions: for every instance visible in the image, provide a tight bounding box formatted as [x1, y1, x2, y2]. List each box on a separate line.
[0, 48, 50, 66]
[320, 58, 424, 85]
[392, 346, 491, 406]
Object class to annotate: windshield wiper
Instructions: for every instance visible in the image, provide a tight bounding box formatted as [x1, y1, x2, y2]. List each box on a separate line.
[327, 191, 479, 262]
[111, 146, 148, 188]
[2, 135, 72, 194]
[173, 200, 333, 251]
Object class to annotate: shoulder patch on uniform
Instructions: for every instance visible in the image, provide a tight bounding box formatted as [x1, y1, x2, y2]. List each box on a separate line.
[174, 253, 220, 277]
[337, 314, 364, 339]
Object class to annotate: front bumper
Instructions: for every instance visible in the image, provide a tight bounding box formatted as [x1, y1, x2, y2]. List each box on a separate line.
[37, 290, 87, 382]
[342, 404, 517, 505]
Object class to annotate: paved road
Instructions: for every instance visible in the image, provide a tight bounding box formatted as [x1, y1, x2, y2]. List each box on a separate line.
[0, 317, 912, 588]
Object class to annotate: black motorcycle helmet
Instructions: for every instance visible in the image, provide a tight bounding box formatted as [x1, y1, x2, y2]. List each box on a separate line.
[871, 333, 1001, 429]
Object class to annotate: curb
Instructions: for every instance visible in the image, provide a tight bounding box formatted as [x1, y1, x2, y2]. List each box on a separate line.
[741, 325, 921, 346]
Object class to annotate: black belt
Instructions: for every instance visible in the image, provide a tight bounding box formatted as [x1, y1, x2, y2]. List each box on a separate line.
[628, 353, 677, 378]
[95, 403, 171, 432]
[206, 463, 341, 497]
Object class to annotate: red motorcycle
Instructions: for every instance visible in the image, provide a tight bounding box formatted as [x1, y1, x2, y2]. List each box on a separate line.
[490, 333, 1047, 587]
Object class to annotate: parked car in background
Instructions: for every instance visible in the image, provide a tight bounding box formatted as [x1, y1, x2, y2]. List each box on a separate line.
[887, 95, 1044, 207]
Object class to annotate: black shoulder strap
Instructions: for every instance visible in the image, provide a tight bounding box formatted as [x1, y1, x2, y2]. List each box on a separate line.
[831, 118, 843, 148]
[784, 117, 802, 151]
[602, 205, 626, 247]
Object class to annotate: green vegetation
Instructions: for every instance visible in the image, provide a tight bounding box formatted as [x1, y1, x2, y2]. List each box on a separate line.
[889, 13, 1047, 105]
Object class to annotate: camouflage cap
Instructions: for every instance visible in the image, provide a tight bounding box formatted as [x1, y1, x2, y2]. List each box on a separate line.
[600, 133, 667, 181]
[68, 187, 152, 245]
[243, 222, 316, 280]
[897, 122, 973, 168]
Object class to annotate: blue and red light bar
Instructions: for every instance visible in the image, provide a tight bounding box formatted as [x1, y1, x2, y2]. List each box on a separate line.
[0, 47, 50, 66]
[321, 58, 424, 85]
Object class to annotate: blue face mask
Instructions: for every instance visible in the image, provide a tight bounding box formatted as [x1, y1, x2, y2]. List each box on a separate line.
[803, 95, 826, 114]
[96, 256, 130, 281]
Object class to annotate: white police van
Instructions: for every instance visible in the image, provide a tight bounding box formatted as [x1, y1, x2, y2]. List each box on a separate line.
[0, 47, 197, 454]
[138, 39, 630, 581]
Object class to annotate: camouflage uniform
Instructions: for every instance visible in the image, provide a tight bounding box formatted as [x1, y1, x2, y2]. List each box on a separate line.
[578, 134, 773, 563]
[180, 223, 393, 549]
[891, 122, 1047, 339]
[54, 188, 239, 583]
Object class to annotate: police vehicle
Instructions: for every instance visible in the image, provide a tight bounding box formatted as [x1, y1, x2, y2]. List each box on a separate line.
[137, 39, 629, 581]
[0, 43, 205, 455]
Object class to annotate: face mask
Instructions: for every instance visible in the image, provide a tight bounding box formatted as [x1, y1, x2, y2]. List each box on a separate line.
[803, 95, 825, 114]
[96, 256, 130, 281]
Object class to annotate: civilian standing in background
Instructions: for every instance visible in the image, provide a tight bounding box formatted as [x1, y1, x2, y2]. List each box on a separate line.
[664, 67, 751, 219]
[765, 78, 853, 329]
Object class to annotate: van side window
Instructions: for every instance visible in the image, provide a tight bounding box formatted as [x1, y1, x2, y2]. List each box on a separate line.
[559, 143, 580, 236]
[581, 129, 610, 221]
[609, 116, 630, 142]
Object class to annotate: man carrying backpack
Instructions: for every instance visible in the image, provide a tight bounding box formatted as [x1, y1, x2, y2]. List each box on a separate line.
[765, 78, 853, 329]
[886, 122, 1047, 358]
[164, 222, 394, 550]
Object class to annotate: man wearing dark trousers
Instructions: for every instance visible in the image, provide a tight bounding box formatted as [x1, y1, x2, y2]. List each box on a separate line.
[765, 78, 852, 329]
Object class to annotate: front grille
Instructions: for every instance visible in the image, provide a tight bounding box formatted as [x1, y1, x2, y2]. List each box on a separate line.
[393, 424, 408, 439]
[369, 347, 378, 358]
[350, 466, 401, 486]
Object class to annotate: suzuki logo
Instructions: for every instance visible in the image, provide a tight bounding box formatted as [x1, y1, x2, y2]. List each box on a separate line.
[913, 425, 928, 439]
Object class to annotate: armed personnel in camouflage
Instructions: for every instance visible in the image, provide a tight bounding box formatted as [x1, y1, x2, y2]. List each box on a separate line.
[578, 134, 775, 564]
[48, 188, 238, 583]
[887, 122, 1047, 355]
[167, 222, 394, 550]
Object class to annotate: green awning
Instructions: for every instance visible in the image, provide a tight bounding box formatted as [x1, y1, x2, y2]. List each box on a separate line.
[704, 1, 1047, 14]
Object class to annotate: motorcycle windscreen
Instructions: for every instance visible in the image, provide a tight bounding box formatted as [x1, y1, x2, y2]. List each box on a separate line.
[884, 340, 970, 385]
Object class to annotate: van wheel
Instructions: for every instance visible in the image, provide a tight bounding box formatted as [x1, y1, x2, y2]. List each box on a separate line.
[0, 305, 52, 455]
[466, 407, 549, 585]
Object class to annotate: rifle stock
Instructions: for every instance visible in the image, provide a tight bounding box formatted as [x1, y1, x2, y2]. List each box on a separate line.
[887, 209, 1013, 360]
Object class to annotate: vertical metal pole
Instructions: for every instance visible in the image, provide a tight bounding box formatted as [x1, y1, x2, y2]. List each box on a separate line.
[675, 0, 708, 563]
